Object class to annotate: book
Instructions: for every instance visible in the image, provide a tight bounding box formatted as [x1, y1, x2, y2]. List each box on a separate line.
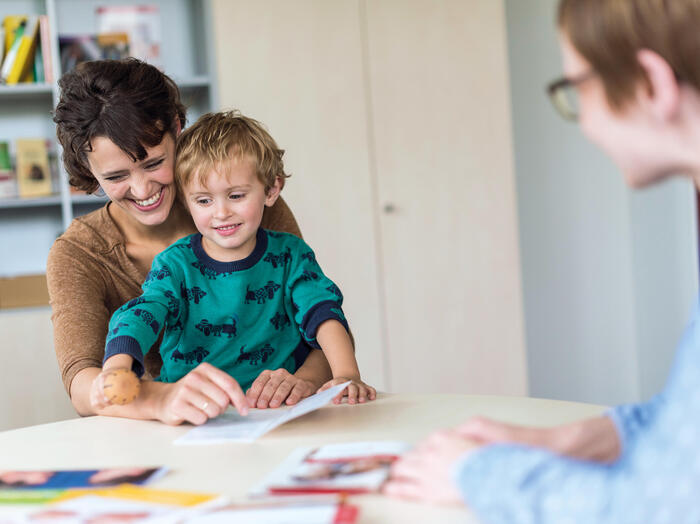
[96, 5, 161, 67]
[58, 32, 129, 74]
[58, 34, 101, 74]
[1, 16, 26, 83]
[250, 441, 411, 496]
[1, 15, 39, 84]
[38, 15, 52, 83]
[2, 16, 24, 60]
[0, 467, 166, 491]
[17, 485, 223, 522]
[15, 139, 52, 198]
[0, 142, 16, 199]
[33, 41, 43, 82]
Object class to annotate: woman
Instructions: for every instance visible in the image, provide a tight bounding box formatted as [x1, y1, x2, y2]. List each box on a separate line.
[48, 59, 331, 425]
[385, 0, 700, 521]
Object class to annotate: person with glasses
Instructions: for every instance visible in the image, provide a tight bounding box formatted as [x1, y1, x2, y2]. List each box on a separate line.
[385, 1, 700, 521]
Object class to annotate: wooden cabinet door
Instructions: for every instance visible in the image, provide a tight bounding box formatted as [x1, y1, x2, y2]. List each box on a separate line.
[364, 0, 528, 394]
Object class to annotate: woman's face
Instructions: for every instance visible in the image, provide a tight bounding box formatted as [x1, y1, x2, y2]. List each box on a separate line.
[560, 36, 677, 188]
[86, 134, 177, 227]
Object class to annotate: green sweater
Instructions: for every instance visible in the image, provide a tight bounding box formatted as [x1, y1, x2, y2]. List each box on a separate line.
[104, 229, 347, 389]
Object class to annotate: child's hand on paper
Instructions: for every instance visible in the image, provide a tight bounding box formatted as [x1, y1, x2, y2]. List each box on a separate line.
[318, 377, 377, 405]
[246, 368, 316, 409]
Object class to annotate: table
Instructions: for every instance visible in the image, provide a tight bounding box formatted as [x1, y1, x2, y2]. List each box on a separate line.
[0, 393, 606, 523]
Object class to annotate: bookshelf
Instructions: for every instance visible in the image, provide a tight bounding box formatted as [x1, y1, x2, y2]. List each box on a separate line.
[0, 0, 219, 277]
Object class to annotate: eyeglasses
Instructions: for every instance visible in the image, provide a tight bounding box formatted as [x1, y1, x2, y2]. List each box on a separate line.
[546, 70, 596, 121]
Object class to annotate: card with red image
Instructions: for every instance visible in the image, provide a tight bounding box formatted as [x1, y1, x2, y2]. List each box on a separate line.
[251, 441, 410, 496]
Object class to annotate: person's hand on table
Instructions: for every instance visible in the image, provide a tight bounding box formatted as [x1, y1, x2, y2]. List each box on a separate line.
[456, 415, 621, 463]
[154, 362, 248, 425]
[246, 368, 316, 408]
[384, 429, 479, 504]
[318, 377, 376, 405]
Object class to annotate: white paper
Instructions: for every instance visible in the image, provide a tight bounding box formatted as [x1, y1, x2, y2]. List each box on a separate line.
[175, 382, 350, 445]
[186, 503, 340, 524]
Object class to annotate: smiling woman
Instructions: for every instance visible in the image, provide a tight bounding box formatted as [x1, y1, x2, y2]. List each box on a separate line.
[47, 59, 333, 425]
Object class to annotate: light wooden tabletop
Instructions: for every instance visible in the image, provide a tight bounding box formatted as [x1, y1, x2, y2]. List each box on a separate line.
[0, 393, 606, 523]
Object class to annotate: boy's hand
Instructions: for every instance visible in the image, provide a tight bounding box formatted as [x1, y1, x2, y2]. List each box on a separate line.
[89, 370, 111, 411]
[318, 377, 377, 405]
[89, 368, 141, 410]
[246, 369, 316, 408]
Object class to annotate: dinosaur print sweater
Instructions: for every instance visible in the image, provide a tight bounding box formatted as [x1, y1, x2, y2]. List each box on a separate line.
[104, 228, 347, 389]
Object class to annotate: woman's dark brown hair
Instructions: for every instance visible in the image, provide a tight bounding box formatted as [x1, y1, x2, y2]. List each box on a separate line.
[53, 58, 186, 193]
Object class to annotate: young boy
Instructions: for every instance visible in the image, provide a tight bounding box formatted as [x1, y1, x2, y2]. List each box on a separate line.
[94, 111, 375, 411]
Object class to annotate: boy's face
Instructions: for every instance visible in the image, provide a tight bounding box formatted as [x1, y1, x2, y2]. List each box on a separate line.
[184, 155, 281, 262]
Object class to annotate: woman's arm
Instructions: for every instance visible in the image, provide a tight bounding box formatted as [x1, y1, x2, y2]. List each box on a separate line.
[72, 363, 249, 424]
[47, 240, 248, 423]
[47, 239, 114, 410]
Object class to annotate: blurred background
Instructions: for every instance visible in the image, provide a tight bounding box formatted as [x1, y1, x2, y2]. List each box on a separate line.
[0, 0, 696, 431]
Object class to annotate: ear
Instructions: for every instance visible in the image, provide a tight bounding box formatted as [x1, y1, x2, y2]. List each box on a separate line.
[175, 118, 182, 137]
[636, 49, 680, 121]
[264, 176, 283, 207]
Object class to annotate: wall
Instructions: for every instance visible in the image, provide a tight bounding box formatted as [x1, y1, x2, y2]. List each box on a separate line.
[0, 308, 75, 431]
[504, 0, 698, 405]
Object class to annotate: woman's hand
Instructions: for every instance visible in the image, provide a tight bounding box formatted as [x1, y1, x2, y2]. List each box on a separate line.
[384, 429, 478, 504]
[246, 368, 316, 408]
[318, 377, 377, 404]
[89, 371, 111, 411]
[153, 362, 248, 425]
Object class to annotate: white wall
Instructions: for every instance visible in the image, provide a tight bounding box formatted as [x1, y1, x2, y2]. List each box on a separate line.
[504, 0, 698, 405]
[0, 308, 75, 431]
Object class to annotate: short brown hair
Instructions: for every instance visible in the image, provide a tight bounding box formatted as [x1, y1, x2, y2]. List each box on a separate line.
[558, 0, 700, 110]
[53, 59, 186, 193]
[175, 110, 289, 194]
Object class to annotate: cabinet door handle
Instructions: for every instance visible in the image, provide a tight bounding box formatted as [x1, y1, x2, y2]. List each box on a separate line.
[383, 203, 396, 214]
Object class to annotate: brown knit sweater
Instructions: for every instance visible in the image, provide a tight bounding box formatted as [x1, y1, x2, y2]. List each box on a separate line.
[46, 198, 302, 395]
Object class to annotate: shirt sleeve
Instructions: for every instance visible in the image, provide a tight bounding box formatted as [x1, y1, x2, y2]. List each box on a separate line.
[104, 254, 181, 377]
[47, 239, 112, 394]
[287, 242, 348, 348]
[606, 393, 665, 453]
[453, 303, 700, 524]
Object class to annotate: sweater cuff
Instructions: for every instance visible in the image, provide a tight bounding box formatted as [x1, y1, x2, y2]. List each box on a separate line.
[104, 336, 146, 377]
[452, 443, 550, 514]
[300, 300, 349, 348]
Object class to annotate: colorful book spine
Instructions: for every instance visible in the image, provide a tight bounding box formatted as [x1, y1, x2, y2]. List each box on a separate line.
[0, 141, 16, 199]
[0, 16, 26, 83]
[38, 15, 52, 83]
[3, 16, 39, 84]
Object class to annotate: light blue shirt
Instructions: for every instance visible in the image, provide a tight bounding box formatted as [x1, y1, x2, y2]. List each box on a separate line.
[454, 301, 700, 523]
